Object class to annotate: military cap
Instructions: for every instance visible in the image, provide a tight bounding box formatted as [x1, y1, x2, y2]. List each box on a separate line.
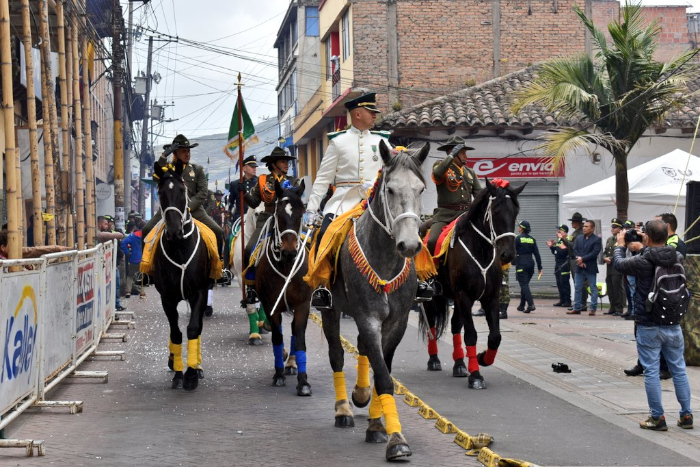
[215, 190, 224, 196]
[519, 220, 531, 232]
[611, 218, 623, 228]
[243, 155, 258, 167]
[437, 135, 475, 152]
[345, 92, 380, 113]
[557, 224, 569, 233]
[260, 147, 296, 163]
[623, 220, 635, 229]
[104, 215, 114, 222]
[568, 212, 585, 222]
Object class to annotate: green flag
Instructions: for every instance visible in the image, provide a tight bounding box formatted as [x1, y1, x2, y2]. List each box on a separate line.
[223, 97, 259, 161]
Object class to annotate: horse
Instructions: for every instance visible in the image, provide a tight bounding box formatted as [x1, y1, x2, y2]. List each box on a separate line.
[151, 160, 212, 391]
[254, 180, 313, 396]
[420, 179, 525, 389]
[230, 203, 270, 345]
[321, 141, 429, 461]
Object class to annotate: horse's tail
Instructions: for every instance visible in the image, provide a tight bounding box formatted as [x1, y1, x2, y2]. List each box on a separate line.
[417, 299, 449, 342]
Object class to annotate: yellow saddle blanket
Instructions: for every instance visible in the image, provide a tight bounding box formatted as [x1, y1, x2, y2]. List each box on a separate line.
[140, 220, 222, 279]
[304, 202, 436, 289]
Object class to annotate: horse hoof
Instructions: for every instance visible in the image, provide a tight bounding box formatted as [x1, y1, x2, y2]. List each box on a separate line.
[386, 433, 412, 461]
[453, 359, 468, 377]
[468, 378, 487, 390]
[285, 366, 298, 376]
[196, 368, 205, 379]
[351, 386, 371, 408]
[183, 367, 199, 391]
[335, 415, 355, 428]
[171, 371, 183, 389]
[248, 334, 263, 346]
[258, 326, 269, 335]
[273, 375, 286, 387]
[204, 306, 213, 317]
[296, 384, 312, 396]
[365, 418, 388, 443]
[427, 355, 442, 371]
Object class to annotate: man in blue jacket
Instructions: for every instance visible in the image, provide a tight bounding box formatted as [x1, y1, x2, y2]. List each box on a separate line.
[120, 219, 145, 297]
[567, 220, 602, 315]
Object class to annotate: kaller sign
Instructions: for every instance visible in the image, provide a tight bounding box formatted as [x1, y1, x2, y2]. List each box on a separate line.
[467, 157, 565, 178]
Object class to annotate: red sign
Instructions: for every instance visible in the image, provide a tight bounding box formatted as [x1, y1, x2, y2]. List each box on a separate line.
[467, 157, 565, 179]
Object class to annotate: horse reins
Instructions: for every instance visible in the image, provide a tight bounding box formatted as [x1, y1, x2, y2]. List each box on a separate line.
[366, 172, 421, 237]
[455, 194, 516, 301]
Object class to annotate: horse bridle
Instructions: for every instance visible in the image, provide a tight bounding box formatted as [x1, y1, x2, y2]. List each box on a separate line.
[366, 172, 421, 237]
[158, 180, 202, 301]
[455, 194, 516, 300]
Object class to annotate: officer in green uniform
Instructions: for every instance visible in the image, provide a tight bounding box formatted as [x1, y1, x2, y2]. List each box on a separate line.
[603, 218, 625, 315]
[426, 141, 481, 255]
[142, 134, 225, 257]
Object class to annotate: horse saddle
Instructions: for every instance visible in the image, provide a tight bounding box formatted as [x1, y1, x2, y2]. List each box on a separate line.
[424, 217, 459, 262]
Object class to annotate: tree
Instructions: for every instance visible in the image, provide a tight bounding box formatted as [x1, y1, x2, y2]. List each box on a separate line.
[512, 1, 698, 220]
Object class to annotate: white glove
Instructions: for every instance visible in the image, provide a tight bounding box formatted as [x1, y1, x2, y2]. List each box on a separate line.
[360, 179, 375, 199]
[303, 210, 316, 227]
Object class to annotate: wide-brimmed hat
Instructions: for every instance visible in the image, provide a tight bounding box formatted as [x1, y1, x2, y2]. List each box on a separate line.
[345, 92, 380, 113]
[611, 218, 623, 228]
[260, 147, 296, 163]
[557, 224, 569, 233]
[437, 135, 475, 152]
[167, 134, 199, 151]
[568, 212, 585, 223]
[243, 155, 258, 167]
[214, 190, 224, 196]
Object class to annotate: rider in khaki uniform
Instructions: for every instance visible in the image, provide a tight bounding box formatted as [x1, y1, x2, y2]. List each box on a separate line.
[142, 134, 224, 257]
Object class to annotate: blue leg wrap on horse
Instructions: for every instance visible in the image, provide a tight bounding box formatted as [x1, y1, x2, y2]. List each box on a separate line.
[290, 335, 297, 354]
[296, 350, 307, 373]
[245, 268, 255, 281]
[273, 344, 284, 369]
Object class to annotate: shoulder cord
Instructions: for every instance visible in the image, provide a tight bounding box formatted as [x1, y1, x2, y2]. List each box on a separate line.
[456, 195, 516, 301]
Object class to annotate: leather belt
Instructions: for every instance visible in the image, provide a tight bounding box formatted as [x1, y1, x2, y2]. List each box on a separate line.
[438, 203, 470, 211]
[335, 180, 361, 186]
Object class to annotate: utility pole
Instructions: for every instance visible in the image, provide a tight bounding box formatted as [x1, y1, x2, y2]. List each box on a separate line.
[125, 0, 134, 215]
[112, 0, 125, 232]
[138, 35, 153, 216]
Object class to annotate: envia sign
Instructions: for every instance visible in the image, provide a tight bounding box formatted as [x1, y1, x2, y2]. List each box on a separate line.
[468, 157, 565, 178]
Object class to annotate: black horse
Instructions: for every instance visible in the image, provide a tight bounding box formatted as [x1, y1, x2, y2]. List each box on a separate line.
[152, 160, 211, 391]
[421, 180, 525, 389]
[255, 180, 312, 396]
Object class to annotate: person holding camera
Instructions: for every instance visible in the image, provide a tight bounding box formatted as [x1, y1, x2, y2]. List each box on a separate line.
[603, 218, 626, 316]
[613, 219, 693, 431]
[567, 220, 602, 315]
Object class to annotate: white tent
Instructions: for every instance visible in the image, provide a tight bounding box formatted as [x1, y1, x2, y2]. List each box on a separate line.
[562, 149, 700, 235]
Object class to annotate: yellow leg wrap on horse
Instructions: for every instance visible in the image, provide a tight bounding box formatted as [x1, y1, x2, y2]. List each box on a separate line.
[356, 355, 370, 388]
[369, 386, 383, 419]
[378, 394, 402, 434]
[333, 372, 347, 402]
[197, 336, 202, 367]
[187, 339, 198, 368]
[170, 343, 183, 372]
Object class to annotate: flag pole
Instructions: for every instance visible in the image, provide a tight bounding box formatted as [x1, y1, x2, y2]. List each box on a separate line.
[237, 73, 247, 302]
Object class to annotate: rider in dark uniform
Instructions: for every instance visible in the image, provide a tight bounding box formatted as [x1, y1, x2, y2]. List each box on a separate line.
[229, 155, 259, 224]
[514, 220, 542, 313]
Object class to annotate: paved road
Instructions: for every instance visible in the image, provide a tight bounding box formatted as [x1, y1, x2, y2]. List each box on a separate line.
[4, 284, 700, 466]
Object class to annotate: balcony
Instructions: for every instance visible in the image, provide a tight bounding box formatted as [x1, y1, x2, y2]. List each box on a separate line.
[332, 67, 341, 102]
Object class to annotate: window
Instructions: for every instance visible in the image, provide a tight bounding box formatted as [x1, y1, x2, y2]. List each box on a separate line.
[306, 6, 319, 36]
[325, 32, 339, 79]
[342, 11, 350, 60]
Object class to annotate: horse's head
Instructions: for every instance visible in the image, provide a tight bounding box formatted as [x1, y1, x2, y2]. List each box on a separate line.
[375, 140, 429, 258]
[274, 179, 306, 262]
[483, 178, 527, 264]
[154, 159, 189, 242]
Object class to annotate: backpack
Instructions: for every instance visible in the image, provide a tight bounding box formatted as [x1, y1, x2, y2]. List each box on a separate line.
[645, 261, 691, 325]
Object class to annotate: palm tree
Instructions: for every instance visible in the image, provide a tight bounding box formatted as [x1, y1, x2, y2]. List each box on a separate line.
[512, 0, 698, 220]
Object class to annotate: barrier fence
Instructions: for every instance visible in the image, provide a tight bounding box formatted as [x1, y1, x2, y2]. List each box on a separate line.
[0, 241, 118, 456]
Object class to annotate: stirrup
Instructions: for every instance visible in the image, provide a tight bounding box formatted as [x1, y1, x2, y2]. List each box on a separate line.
[311, 287, 332, 310]
[245, 287, 258, 305]
[414, 281, 435, 303]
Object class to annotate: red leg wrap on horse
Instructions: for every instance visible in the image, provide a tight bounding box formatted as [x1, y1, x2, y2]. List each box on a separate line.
[466, 346, 479, 373]
[483, 348, 498, 366]
[452, 334, 464, 361]
[427, 327, 438, 355]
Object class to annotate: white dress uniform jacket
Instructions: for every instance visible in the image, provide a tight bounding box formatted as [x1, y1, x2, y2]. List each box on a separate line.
[307, 126, 388, 216]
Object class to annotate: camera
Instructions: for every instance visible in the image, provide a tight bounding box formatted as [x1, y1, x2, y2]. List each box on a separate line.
[624, 228, 643, 244]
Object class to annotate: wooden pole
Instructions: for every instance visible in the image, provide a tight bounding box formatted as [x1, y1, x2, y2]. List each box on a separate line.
[112, 0, 125, 232]
[66, 24, 75, 247]
[20, 0, 43, 247]
[237, 73, 246, 302]
[56, 0, 71, 246]
[0, 0, 21, 259]
[82, 29, 96, 246]
[39, 0, 58, 245]
[72, 20, 85, 250]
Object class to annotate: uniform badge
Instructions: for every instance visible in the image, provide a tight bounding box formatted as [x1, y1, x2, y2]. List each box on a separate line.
[372, 144, 378, 161]
[189, 169, 195, 178]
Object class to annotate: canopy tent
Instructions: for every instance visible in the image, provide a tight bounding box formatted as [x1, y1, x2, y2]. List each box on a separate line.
[562, 149, 700, 235]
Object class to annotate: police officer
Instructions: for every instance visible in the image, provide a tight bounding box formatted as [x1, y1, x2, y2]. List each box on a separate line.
[242, 147, 297, 303]
[547, 224, 572, 307]
[142, 134, 225, 257]
[305, 92, 388, 309]
[514, 220, 542, 313]
[207, 190, 228, 229]
[229, 155, 259, 224]
[603, 218, 625, 315]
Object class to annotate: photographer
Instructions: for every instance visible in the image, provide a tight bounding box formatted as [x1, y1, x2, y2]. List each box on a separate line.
[613, 219, 693, 431]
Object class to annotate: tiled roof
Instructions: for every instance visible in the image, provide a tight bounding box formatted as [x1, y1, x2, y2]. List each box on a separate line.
[381, 66, 700, 131]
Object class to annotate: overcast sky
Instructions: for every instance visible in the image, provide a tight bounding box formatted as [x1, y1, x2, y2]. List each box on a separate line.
[126, 0, 700, 149]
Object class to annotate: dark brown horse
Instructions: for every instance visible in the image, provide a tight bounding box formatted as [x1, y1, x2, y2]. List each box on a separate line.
[421, 180, 525, 389]
[151, 160, 211, 391]
[255, 180, 312, 396]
